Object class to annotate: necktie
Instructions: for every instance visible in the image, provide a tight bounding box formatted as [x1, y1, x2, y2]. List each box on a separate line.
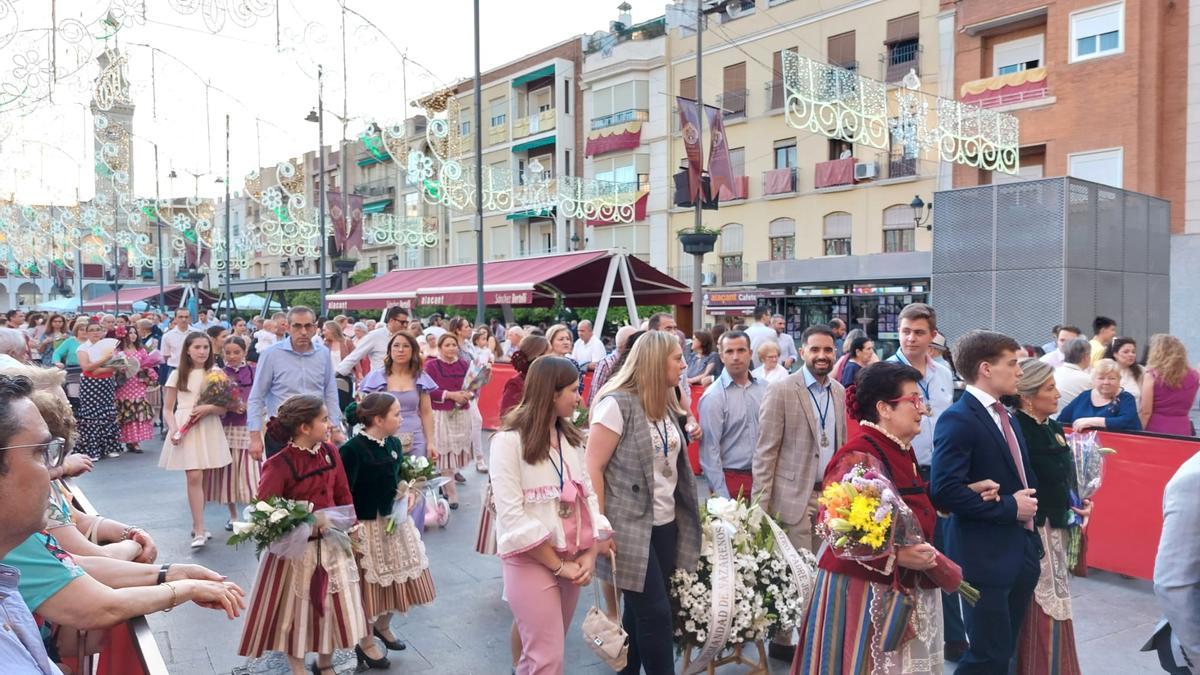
[993, 401, 1034, 531]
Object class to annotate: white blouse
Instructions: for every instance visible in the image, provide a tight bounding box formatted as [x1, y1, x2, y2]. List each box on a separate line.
[490, 429, 612, 558]
[590, 396, 684, 527]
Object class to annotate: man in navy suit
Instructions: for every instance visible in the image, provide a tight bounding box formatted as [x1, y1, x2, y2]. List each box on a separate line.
[932, 330, 1040, 674]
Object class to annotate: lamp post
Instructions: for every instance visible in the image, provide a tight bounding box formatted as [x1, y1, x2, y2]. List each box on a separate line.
[910, 194, 933, 230]
[305, 64, 328, 317]
[472, 0, 485, 326]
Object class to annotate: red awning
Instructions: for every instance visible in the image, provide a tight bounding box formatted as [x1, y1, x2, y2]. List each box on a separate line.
[587, 192, 649, 227]
[80, 284, 189, 312]
[585, 122, 643, 157]
[326, 250, 691, 310]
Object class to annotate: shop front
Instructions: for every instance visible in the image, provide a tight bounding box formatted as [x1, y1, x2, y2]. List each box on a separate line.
[702, 288, 786, 321]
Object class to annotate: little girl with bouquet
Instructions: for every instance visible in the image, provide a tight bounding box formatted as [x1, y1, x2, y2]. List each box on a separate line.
[203, 336, 261, 531]
[237, 395, 366, 675]
[340, 393, 437, 672]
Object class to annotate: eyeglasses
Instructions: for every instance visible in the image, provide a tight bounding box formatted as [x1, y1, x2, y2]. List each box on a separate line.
[888, 393, 931, 415]
[0, 437, 67, 469]
[290, 323, 317, 332]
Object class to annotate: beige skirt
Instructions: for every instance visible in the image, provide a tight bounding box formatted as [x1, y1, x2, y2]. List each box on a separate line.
[432, 408, 471, 472]
[354, 518, 436, 619]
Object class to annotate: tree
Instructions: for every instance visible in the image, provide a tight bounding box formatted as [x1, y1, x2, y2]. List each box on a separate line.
[349, 268, 375, 286]
[287, 290, 320, 311]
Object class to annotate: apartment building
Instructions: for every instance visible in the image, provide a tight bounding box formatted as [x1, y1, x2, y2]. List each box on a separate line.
[580, 10, 669, 267]
[446, 38, 585, 263]
[665, 0, 941, 347]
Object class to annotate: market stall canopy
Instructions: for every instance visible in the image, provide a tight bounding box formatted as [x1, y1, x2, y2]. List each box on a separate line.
[232, 293, 283, 311]
[80, 284, 217, 312]
[326, 249, 690, 311]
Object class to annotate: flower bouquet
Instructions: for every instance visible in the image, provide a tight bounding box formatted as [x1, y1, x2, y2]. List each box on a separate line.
[136, 351, 163, 388]
[463, 355, 492, 394]
[388, 454, 438, 533]
[817, 463, 980, 605]
[1068, 430, 1116, 500]
[171, 370, 239, 443]
[670, 496, 817, 671]
[228, 497, 316, 558]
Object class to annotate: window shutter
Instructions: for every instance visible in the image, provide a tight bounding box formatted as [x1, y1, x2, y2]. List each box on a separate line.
[720, 223, 744, 253]
[824, 212, 852, 238]
[886, 14, 919, 44]
[613, 82, 634, 112]
[679, 76, 696, 101]
[593, 86, 613, 118]
[728, 147, 745, 177]
[882, 205, 913, 230]
[827, 32, 856, 67]
[723, 62, 746, 92]
[769, 217, 795, 237]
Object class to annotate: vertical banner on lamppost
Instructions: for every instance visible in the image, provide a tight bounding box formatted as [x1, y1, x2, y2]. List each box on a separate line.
[184, 233, 210, 270]
[706, 105, 733, 199]
[327, 191, 365, 256]
[676, 96, 703, 201]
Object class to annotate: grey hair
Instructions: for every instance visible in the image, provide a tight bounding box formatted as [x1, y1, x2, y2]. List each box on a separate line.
[844, 328, 867, 346]
[1016, 358, 1055, 400]
[1061, 337, 1091, 367]
[0, 328, 26, 360]
[577, 319, 592, 330]
[0, 375, 33, 473]
[287, 306, 316, 322]
[615, 325, 638, 352]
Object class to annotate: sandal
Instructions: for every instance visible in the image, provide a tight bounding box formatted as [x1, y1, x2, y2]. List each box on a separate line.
[190, 532, 207, 549]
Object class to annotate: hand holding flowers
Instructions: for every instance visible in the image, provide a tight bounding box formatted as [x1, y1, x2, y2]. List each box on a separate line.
[171, 371, 239, 443]
[227, 497, 316, 558]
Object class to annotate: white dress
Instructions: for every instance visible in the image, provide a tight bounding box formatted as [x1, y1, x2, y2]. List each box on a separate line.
[159, 368, 233, 471]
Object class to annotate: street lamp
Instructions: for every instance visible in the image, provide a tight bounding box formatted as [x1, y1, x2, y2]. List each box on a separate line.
[304, 64, 328, 317]
[910, 195, 933, 231]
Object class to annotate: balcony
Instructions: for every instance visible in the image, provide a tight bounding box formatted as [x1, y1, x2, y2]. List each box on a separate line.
[488, 123, 508, 146]
[814, 157, 856, 189]
[513, 109, 557, 139]
[717, 175, 749, 202]
[764, 79, 784, 111]
[884, 153, 918, 180]
[716, 89, 748, 120]
[353, 178, 395, 197]
[762, 167, 797, 196]
[883, 41, 921, 83]
[591, 108, 649, 130]
[960, 67, 1050, 110]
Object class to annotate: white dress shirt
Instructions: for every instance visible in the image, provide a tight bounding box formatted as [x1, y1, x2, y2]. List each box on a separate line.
[1053, 364, 1093, 415]
[336, 326, 394, 376]
[160, 326, 188, 368]
[571, 336, 607, 366]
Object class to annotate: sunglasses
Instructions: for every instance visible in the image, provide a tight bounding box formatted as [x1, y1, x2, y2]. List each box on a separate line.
[0, 437, 68, 469]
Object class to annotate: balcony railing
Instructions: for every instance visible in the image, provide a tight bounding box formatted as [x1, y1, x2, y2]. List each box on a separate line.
[591, 108, 650, 130]
[717, 88, 748, 119]
[883, 42, 921, 83]
[513, 109, 557, 139]
[762, 167, 797, 195]
[814, 157, 856, 189]
[969, 85, 1049, 109]
[353, 178, 395, 196]
[764, 79, 784, 111]
[487, 124, 509, 146]
[885, 153, 918, 179]
[717, 175, 749, 201]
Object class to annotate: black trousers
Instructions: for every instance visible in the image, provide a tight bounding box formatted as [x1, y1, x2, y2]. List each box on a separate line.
[620, 521, 678, 675]
[957, 529, 1041, 675]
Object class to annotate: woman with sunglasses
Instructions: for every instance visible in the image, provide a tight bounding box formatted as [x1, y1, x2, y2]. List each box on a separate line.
[1057, 358, 1141, 432]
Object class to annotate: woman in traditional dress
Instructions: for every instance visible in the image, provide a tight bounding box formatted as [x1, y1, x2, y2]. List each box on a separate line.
[451, 316, 489, 475]
[795, 361, 945, 675]
[1010, 358, 1088, 675]
[160, 332, 233, 548]
[359, 331, 438, 531]
[341, 393, 436, 671]
[75, 320, 124, 460]
[114, 327, 155, 454]
[424, 332, 473, 509]
[237, 395, 367, 675]
[204, 336, 261, 531]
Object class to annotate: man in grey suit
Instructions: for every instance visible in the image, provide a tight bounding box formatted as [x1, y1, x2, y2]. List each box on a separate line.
[752, 324, 846, 661]
[1153, 451, 1200, 673]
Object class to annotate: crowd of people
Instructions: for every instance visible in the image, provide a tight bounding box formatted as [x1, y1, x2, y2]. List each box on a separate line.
[0, 300, 1196, 675]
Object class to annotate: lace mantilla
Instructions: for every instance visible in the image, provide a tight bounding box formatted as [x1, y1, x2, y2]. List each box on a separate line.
[355, 517, 431, 587]
[1033, 524, 1074, 621]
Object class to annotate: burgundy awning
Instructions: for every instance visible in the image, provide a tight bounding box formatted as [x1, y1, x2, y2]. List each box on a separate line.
[80, 284, 217, 312]
[585, 122, 643, 157]
[326, 250, 691, 310]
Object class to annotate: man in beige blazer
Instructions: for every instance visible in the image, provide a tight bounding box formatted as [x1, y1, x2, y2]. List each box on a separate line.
[752, 324, 846, 661]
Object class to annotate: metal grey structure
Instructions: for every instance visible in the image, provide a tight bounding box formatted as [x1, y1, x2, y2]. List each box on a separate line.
[931, 177, 1170, 349]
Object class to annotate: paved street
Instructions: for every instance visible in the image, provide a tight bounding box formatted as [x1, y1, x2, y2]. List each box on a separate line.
[75, 436, 1164, 675]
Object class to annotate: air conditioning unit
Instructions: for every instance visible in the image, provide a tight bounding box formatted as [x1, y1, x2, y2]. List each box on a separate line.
[854, 162, 878, 181]
[701, 271, 718, 286]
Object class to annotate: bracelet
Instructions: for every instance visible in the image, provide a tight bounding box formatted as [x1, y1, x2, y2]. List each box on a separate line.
[156, 563, 171, 585]
[121, 525, 139, 541]
[552, 560, 564, 576]
[161, 582, 178, 612]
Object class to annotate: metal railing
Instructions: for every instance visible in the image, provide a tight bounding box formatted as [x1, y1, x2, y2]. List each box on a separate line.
[885, 153, 918, 179]
[764, 79, 784, 111]
[883, 42, 921, 82]
[353, 178, 395, 196]
[717, 88, 748, 119]
[591, 108, 650, 130]
[762, 166, 798, 195]
[969, 86, 1050, 109]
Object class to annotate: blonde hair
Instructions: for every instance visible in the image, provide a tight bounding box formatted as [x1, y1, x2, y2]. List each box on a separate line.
[594, 330, 686, 420]
[756, 340, 781, 360]
[545, 324, 572, 351]
[1090, 358, 1120, 380]
[1147, 333, 1191, 387]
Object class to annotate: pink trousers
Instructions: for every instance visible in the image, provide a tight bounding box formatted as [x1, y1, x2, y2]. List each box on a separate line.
[503, 553, 582, 675]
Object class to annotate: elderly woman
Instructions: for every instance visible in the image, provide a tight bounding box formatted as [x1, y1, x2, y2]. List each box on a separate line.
[838, 335, 876, 387]
[1057, 358, 1142, 432]
[1007, 359, 1090, 675]
[750, 340, 788, 384]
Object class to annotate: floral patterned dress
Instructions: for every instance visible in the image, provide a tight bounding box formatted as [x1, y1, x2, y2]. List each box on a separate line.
[114, 347, 156, 444]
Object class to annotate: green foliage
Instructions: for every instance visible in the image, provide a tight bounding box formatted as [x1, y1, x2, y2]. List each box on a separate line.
[348, 268, 376, 286]
[286, 290, 320, 310]
[573, 305, 671, 336]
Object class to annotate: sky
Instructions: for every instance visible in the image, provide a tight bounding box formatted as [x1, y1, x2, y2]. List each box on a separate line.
[0, 0, 665, 205]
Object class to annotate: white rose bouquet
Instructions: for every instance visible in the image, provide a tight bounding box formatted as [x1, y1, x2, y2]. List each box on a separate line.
[227, 497, 316, 558]
[670, 496, 817, 661]
[387, 454, 438, 533]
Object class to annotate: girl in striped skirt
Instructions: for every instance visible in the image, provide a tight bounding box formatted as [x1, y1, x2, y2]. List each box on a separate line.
[340, 393, 436, 672]
[204, 336, 261, 531]
[237, 395, 367, 675]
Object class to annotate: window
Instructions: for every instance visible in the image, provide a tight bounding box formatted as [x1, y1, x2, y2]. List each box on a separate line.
[1068, 147, 1123, 187]
[563, 78, 570, 114]
[488, 160, 508, 189]
[885, 14, 920, 82]
[773, 139, 797, 169]
[827, 31, 856, 69]
[769, 217, 795, 260]
[454, 231, 474, 264]
[592, 81, 651, 127]
[823, 212, 852, 256]
[459, 109, 471, 136]
[729, 147, 745, 177]
[993, 35, 1044, 75]
[489, 97, 507, 127]
[828, 138, 853, 161]
[768, 47, 796, 109]
[721, 255, 744, 284]
[720, 223, 743, 254]
[722, 63, 747, 118]
[882, 205, 915, 253]
[679, 76, 696, 101]
[1071, 2, 1123, 62]
[594, 153, 650, 192]
[404, 192, 420, 219]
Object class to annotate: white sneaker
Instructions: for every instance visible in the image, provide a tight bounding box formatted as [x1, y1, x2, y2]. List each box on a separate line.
[190, 533, 206, 549]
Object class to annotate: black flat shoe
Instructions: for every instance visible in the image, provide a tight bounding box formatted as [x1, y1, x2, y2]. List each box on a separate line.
[309, 664, 335, 675]
[355, 643, 391, 670]
[374, 626, 407, 651]
[449, 502, 459, 510]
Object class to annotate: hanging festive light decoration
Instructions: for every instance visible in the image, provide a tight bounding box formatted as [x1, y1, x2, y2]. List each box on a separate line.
[241, 159, 323, 259]
[166, 0, 275, 34]
[782, 50, 1020, 175]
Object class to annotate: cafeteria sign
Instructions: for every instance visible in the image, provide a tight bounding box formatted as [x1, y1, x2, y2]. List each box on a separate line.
[704, 289, 785, 315]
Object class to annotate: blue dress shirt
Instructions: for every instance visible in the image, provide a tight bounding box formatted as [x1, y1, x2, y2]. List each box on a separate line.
[698, 370, 766, 498]
[246, 337, 342, 432]
[0, 564, 62, 674]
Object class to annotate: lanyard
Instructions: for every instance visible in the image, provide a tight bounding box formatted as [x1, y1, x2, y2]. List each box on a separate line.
[547, 428, 564, 490]
[808, 385, 831, 431]
[653, 419, 671, 461]
[895, 351, 931, 400]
